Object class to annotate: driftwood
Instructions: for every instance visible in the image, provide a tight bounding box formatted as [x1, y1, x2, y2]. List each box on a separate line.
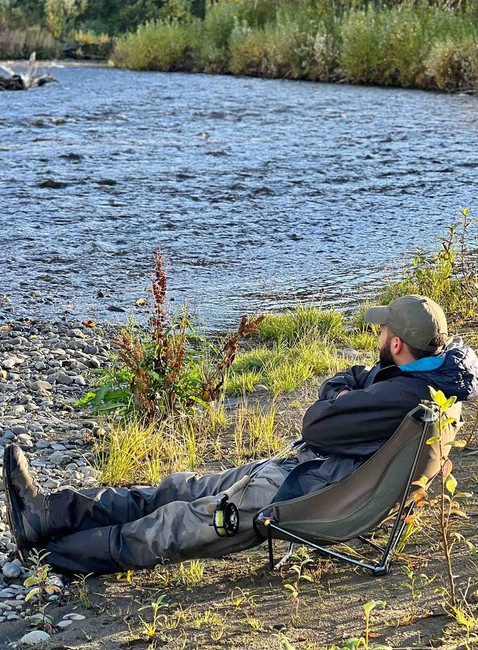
[0, 74, 25, 91]
[0, 52, 57, 91]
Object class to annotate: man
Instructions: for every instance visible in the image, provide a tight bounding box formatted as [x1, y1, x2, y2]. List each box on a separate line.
[4, 295, 478, 574]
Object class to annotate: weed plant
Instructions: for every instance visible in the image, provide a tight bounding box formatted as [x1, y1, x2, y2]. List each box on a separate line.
[79, 249, 262, 420]
[380, 210, 478, 328]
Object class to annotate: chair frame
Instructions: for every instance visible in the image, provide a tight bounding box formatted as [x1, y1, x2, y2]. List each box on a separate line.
[259, 408, 437, 576]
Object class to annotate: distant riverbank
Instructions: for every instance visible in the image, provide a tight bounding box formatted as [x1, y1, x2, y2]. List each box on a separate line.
[111, 4, 478, 93]
[2, 2, 478, 93]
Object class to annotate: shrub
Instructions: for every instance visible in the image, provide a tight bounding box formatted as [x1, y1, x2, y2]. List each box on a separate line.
[0, 21, 60, 59]
[380, 210, 478, 328]
[113, 19, 196, 71]
[424, 35, 478, 90]
[339, 7, 428, 87]
[72, 30, 112, 59]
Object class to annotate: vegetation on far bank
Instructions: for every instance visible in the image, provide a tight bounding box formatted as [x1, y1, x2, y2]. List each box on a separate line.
[111, 1, 478, 92]
[1, 1, 478, 92]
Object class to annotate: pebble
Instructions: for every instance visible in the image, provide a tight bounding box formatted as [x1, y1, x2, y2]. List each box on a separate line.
[0, 320, 110, 629]
[31, 380, 52, 392]
[19, 630, 51, 645]
[2, 562, 22, 579]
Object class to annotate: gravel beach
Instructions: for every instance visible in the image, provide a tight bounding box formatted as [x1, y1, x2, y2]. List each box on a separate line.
[0, 320, 110, 643]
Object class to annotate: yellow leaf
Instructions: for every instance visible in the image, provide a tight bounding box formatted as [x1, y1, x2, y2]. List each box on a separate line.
[82, 319, 96, 328]
[135, 298, 147, 307]
[446, 474, 457, 496]
[25, 588, 40, 602]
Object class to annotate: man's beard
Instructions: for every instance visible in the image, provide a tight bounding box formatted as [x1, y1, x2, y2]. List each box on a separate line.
[379, 337, 396, 368]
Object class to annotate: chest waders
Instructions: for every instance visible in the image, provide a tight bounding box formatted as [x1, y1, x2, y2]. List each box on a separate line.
[210, 440, 306, 537]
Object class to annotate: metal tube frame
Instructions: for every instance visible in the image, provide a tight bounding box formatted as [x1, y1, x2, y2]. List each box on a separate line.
[266, 417, 433, 576]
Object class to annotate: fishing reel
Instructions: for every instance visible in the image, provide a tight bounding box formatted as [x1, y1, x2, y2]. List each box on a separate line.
[211, 493, 240, 537]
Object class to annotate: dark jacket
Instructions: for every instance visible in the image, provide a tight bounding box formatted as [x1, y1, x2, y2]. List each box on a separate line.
[273, 344, 478, 502]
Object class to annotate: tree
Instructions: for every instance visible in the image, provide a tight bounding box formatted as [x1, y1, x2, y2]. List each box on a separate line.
[45, 0, 88, 39]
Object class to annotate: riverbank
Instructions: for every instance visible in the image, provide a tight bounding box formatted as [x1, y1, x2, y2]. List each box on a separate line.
[2, 3, 478, 93]
[111, 4, 478, 93]
[0, 318, 477, 649]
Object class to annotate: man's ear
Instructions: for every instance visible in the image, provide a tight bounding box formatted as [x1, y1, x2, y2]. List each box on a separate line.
[392, 336, 404, 355]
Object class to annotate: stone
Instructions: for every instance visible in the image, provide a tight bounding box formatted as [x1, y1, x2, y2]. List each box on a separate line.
[11, 425, 28, 435]
[63, 612, 86, 620]
[56, 619, 73, 628]
[2, 562, 22, 579]
[2, 357, 21, 370]
[55, 371, 74, 385]
[31, 380, 52, 392]
[19, 630, 51, 645]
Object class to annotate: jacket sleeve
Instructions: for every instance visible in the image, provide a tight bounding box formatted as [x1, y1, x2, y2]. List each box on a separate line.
[317, 365, 372, 400]
[302, 378, 422, 452]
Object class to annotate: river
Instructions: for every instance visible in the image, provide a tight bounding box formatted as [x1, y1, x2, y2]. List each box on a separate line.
[1, 64, 477, 330]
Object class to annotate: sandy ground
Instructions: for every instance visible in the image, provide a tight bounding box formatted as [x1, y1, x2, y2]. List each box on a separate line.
[0, 322, 477, 650]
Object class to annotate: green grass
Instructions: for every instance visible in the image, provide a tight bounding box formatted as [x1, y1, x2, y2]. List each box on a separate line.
[258, 305, 345, 344]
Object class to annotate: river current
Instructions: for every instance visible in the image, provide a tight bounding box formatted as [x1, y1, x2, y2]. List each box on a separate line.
[1, 65, 477, 330]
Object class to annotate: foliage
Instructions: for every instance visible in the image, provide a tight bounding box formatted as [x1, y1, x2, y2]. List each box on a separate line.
[0, 19, 60, 58]
[380, 210, 478, 328]
[110, 1, 478, 91]
[45, 0, 87, 39]
[411, 387, 476, 610]
[79, 249, 262, 420]
[71, 29, 111, 57]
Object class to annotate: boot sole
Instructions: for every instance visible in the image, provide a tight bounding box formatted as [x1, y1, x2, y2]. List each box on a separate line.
[3, 445, 33, 562]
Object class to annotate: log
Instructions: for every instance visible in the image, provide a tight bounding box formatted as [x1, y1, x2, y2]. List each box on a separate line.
[0, 74, 26, 91]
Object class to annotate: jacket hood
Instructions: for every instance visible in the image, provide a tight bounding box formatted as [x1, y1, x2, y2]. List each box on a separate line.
[401, 345, 478, 401]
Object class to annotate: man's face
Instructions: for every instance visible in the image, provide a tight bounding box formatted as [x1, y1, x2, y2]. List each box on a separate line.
[379, 325, 396, 368]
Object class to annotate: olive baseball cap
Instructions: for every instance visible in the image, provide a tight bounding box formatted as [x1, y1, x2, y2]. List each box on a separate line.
[364, 295, 448, 353]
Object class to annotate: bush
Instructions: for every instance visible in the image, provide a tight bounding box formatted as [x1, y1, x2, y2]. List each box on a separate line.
[113, 19, 197, 71]
[0, 21, 60, 59]
[424, 35, 478, 90]
[339, 7, 428, 87]
[380, 210, 478, 328]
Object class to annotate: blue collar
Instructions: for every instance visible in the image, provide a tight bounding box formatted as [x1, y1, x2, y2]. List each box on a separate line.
[400, 356, 445, 372]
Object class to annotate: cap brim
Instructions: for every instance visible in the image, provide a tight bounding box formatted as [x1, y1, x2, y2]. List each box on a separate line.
[364, 306, 388, 325]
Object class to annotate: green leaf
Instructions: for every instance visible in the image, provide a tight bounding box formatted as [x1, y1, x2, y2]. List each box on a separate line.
[446, 474, 457, 496]
[426, 436, 441, 445]
[442, 395, 457, 412]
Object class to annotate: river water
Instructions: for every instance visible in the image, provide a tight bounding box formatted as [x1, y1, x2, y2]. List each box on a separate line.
[1, 65, 477, 330]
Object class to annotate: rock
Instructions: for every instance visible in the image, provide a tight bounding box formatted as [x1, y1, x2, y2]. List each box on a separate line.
[16, 433, 33, 448]
[19, 630, 51, 645]
[2, 357, 21, 370]
[63, 612, 86, 620]
[56, 619, 73, 628]
[2, 562, 22, 579]
[55, 371, 74, 385]
[31, 380, 52, 392]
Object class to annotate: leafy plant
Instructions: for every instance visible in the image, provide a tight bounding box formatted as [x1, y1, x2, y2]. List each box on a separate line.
[137, 593, 171, 639]
[80, 248, 263, 420]
[381, 210, 478, 327]
[411, 387, 476, 610]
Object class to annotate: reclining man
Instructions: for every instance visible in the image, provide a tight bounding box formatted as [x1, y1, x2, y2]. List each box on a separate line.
[4, 295, 478, 574]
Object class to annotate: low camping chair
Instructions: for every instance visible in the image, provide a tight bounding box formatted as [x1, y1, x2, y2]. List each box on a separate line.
[253, 401, 462, 576]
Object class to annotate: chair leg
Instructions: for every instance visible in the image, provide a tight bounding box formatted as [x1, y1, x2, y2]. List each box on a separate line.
[267, 524, 275, 570]
[273, 542, 294, 570]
